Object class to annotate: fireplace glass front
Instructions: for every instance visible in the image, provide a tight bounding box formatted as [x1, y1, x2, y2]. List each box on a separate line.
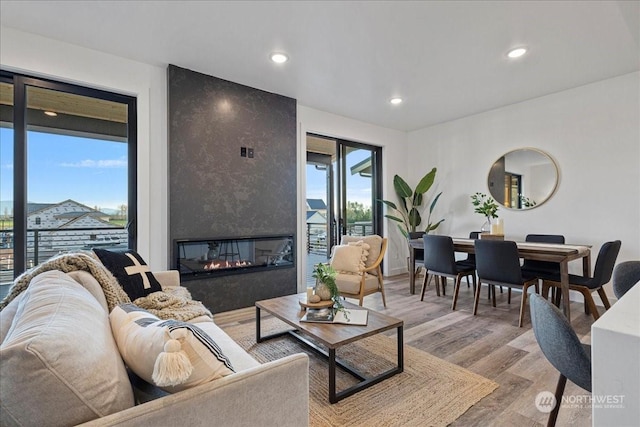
[175, 235, 294, 280]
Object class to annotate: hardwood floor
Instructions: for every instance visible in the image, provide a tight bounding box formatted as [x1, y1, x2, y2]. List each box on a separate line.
[214, 273, 597, 426]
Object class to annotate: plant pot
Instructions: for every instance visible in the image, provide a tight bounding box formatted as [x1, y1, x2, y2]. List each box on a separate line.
[314, 281, 333, 301]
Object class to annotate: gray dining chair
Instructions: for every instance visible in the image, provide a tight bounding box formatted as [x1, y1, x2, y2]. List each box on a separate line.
[421, 235, 476, 310]
[473, 239, 539, 327]
[530, 293, 591, 427]
[612, 260, 640, 299]
[543, 240, 621, 321]
[409, 231, 425, 284]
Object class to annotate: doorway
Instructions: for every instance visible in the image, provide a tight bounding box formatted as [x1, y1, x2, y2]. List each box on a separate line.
[305, 134, 382, 285]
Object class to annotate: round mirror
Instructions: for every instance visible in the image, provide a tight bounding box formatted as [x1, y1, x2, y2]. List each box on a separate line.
[487, 148, 558, 210]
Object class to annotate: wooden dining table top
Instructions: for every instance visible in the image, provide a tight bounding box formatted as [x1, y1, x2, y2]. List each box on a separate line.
[409, 237, 591, 262]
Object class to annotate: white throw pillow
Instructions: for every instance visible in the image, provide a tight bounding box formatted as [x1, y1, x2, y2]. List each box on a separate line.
[109, 304, 235, 392]
[0, 271, 134, 427]
[330, 244, 366, 274]
[341, 235, 383, 275]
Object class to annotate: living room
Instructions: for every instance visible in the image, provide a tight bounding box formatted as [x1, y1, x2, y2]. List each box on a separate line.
[1, 1, 639, 426]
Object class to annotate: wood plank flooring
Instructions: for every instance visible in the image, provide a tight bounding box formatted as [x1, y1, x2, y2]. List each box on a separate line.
[214, 273, 597, 426]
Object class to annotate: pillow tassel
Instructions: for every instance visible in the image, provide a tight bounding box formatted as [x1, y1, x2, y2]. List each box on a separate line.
[152, 330, 193, 387]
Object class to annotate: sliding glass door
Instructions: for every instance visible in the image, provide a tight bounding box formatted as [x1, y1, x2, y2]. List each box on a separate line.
[305, 134, 382, 285]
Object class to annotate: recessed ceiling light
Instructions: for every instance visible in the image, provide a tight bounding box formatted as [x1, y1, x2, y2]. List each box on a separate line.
[507, 47, 527, 59]
[44, 111, 57, 117]
[390, 97, 403, 105]
[270, 53, 289, 64]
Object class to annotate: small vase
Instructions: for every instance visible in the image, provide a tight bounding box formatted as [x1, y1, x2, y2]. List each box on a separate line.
[480, 217, 492, 233]
[314, 281, 333, 301]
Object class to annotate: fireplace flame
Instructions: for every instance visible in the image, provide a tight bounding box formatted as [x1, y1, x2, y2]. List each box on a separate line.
[203, 260, 252, 270]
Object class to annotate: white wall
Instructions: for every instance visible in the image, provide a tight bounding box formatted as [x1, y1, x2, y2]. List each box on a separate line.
[408, 72, 640, 296]
[297, 106, 409, 285]
[0, 27, 168, 270]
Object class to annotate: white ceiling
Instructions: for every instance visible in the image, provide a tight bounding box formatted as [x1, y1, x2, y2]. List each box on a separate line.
[1, 1, 638, 131]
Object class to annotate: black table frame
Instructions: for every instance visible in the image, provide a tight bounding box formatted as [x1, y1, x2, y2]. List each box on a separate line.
[256, 306, 404, 403]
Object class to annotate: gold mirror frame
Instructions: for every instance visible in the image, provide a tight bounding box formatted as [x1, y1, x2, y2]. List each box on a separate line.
[487, 148, 559, 210]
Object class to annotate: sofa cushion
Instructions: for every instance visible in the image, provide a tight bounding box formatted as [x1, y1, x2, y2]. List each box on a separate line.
[94, 249, 162, 300]
[110, 304, 235, 392]
[0, 270, 134, 427]
[0, 292, 23, 344]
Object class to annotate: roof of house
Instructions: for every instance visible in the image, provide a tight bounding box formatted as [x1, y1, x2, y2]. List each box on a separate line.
[306, 199, 327, 210]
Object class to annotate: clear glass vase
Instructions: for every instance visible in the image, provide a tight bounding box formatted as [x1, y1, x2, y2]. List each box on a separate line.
[480, 217, 492, 233]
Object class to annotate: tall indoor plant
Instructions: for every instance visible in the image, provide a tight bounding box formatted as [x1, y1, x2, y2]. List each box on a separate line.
[378, 167, 444, 240]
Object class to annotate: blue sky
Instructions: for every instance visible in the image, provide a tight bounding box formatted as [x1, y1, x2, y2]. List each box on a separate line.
[1, 127, 372, 215]
[306, 149, 373, 209]
[0, 128, 127, 213]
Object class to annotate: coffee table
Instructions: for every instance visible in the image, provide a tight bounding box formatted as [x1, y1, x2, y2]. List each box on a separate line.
[255, 293, 403, 403]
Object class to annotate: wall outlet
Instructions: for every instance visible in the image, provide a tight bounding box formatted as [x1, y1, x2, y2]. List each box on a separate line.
[248, 148, 254, 158]
[240, 147, 247, 157]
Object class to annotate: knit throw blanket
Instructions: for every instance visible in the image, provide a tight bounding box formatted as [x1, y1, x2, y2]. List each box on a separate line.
[0, 252, 213, 322]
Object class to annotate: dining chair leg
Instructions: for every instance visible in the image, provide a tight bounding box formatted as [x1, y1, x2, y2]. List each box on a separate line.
[420, 272, 429, 301]
[441, 276, 447, 296]
[451, 276, 462, 310]
[473, 279, 482, 315]
[580, 288, 600, 321]
[596, 288, 611, 310]
[547, 374, 567, 427]
[508, 288, 512, 305]
[491, 285, 497, 307]
[519, 288, 527, 328]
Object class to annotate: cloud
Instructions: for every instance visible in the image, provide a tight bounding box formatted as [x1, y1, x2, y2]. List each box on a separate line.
[60, 158, 127, 168]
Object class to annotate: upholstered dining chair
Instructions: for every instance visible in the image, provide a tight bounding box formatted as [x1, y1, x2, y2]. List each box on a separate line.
[331, 235, 388, 307]
[543, 240, 621, 321]
[529, 293, 592, 427]
[520, 234, 565, 303]
[473, 239, 539, 327]
[612, 260, 640, 299]
[455, 231, 480, 288]
[420, 235, 476, 310]
[409, 231, 425, 284]
[521, 234, 565, 279]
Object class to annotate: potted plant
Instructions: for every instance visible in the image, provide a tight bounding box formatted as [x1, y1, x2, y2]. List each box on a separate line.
[311, 263, 345, 313]
[470, 192, 499, 232]
[378, 168, 444, 240]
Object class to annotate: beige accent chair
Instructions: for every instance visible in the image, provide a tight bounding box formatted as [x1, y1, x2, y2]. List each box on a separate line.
[331, 235, 388, 307]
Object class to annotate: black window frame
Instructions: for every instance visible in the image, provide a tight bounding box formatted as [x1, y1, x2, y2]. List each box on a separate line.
[0, 70, 137, 277]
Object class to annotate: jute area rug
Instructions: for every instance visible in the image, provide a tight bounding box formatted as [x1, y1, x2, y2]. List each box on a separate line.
[223, 317, 498, 427]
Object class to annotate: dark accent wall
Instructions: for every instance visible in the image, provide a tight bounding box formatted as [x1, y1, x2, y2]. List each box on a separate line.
[168, 65, 297, 313]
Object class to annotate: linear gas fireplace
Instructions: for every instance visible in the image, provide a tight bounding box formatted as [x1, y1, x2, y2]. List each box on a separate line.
[175, 235, 294, 280]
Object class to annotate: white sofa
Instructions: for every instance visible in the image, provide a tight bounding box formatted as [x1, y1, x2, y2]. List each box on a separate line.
[0, 269, 309, 427]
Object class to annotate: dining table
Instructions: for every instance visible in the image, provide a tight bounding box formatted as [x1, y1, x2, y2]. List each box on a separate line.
[409, 237, 592, 322]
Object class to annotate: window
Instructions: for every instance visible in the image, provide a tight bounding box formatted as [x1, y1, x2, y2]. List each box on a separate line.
[0, 71, 137, 281]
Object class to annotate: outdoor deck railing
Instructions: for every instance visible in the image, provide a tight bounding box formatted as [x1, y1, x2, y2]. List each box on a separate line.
[0, 226, 128, 284]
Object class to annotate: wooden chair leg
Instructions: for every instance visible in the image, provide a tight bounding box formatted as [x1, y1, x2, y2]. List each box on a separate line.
[379, 277, 387, 308]
[597, 287, 611, 310]
[519, 287, 527, 327]
[473, 279, 482, 315]
[441, 277, 446, 296]
[491, 285, 497, 307]
[451, 276, 462, 311]
[547, 374, 567, 427]
[541, 282, 549, 299]
[420, 272, 429, 301]
[580, 288, 600, 321]
[508, 288, 512, 304]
